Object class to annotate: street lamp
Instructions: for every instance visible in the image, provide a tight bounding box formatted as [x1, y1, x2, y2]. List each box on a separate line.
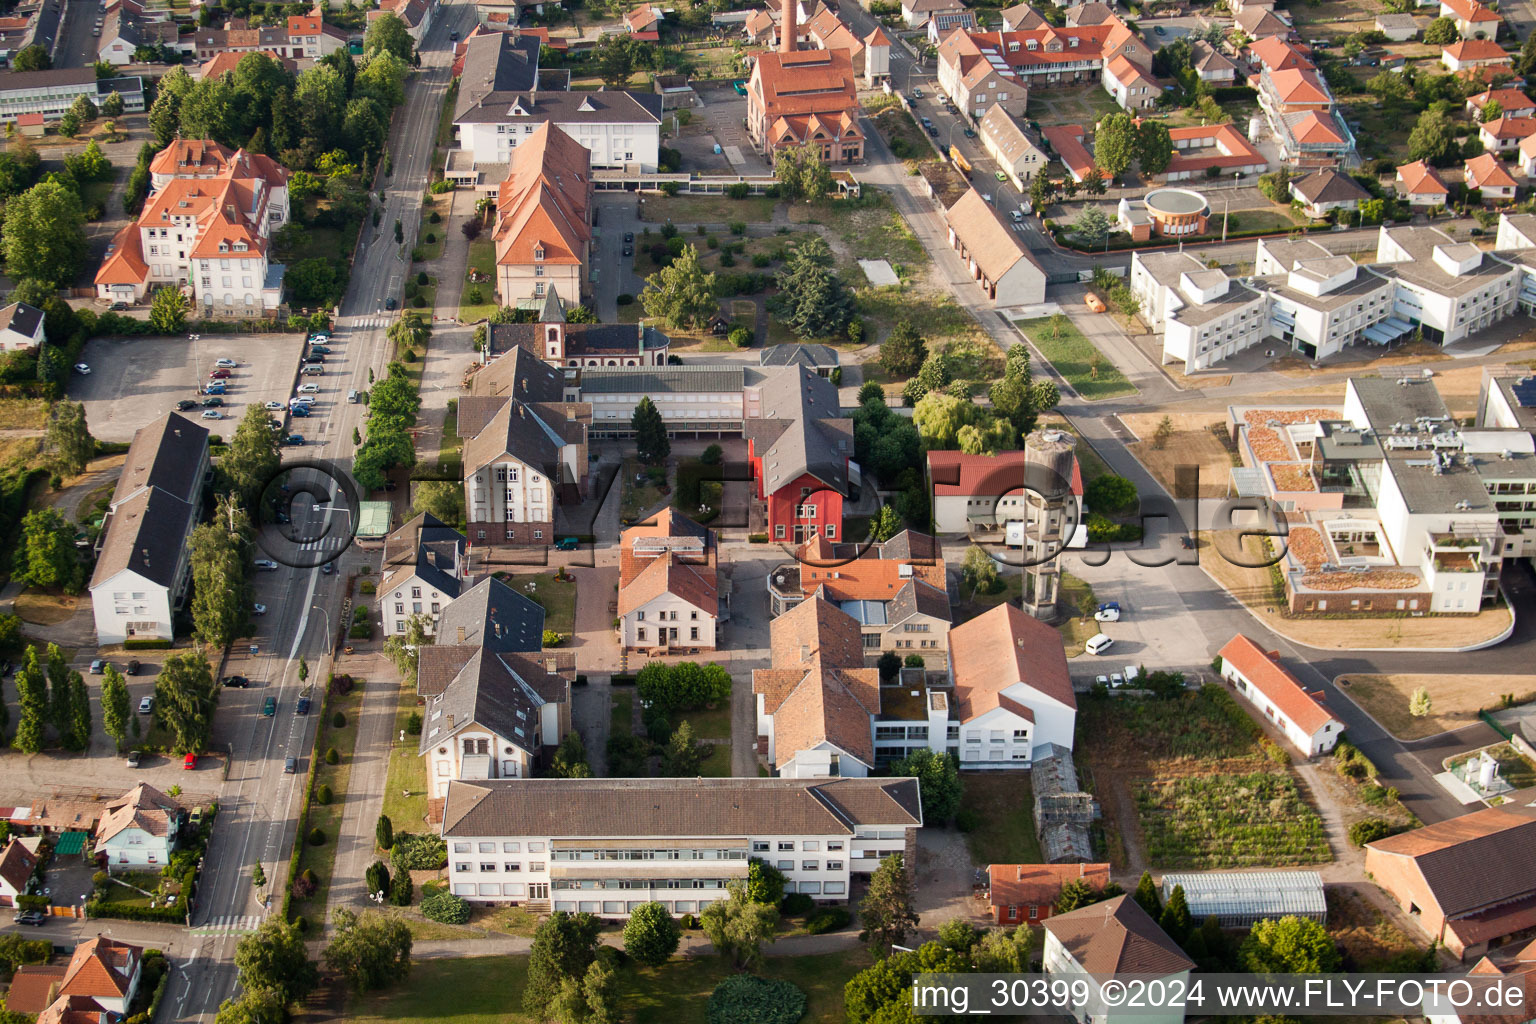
[311, 604, 333, 652]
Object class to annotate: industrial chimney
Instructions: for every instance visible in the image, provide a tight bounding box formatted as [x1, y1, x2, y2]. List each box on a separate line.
[781, 0, 796, 52]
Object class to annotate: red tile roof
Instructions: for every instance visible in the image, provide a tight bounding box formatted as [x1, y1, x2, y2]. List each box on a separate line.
[1442, 0, 1502, 23]
[1466, 151, 1519, 189]
[95, 224, 149, 286]
[0, 837, 38, 891]
[1469, 87, 1535, 113]
[1480, 114, 1536, 139]
[493, 122, 592, 268]
[949, 603, 1075, 721]
[1397, 159, 1451, 195]
[1444, 38, 1510, 63]
[5, 965, 68, 1015]
[927, 449, 1083, 497]
[59, 937, 142, 1001]
[1248, 34, 1313, 71]
[1219, 633, 1337, 734]
[989, 862, 1111, 911]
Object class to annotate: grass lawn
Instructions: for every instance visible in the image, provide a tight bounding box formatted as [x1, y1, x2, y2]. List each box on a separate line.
[961, 772, 1042, 866]
[0, 398, 48, 430]
[14, 589, 80, 626]
[348, 951, 870, 1024]
[671, 702, 730, 742]
[514, 572, 576, 638]
[1057, 573, 1097, 659]
[638, 194, 777, 224]
[381, 683, 428, 831]
[857, 287, 976, 340]
[80, 174, 117, 218]
[788, 194, 928, 270]
[611, 691, 634, 737]
[460, 237, 498, 322]
[438, 400, 462, 476]
[288, 685, 365, 925]
[1341, 673, 1535, 742]
[414, 208, 445, 263]
[1015, 317, 1135, 401]
[620, 458, 666, 524]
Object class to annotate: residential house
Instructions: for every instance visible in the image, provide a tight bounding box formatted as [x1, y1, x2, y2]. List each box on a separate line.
[624, 3, 662, 38]
[439, 776, 923, 910]
[744, 366, 854, 544]
[450, 32, 663, 179]
[765, 533, 951, 663]
[1189, 38, 1237, 82]
[936, 16, 1148, 115]
[1066, 3, 1116, 27]
[1231, 0, 1277, 13]
[1467, 86, 1535, 119]
[999, 2, 1045, 31]
[901, 0, 966, 28]
[475, 0, 543, 30]
[282, 10, 348, 57]
[1253, 239, 1395, 361]
[802, 8, 891, 86]
[1479, 115, 1536, 152]
[1247, 34, 1313, 73]
[1441, 38, 1511, 73]
[13, 112, 45, 136]
[617, 510, 719, 652]
[372, 0, 434, 45]
[1521, 134, 1536, 177]
[947, 602, 1077, 760]
[94, 783, 183, 871]
[987, 863, 1111, 924]
[944, 188, 1048, 305]
[1043, 896, 1196, 1024]
[1218, 634, 1342, 755]
[1256, 65, 1355, 168]
[1237, 7, 1292, 38]
[0, 837, 36, 906]
[0, 68, 145, 120]
[1395, 159, 1452, 206]
[97, 7, 181, 64]
[0, 301, 45, 351]
[3, 964, 69, 1016]
[95, 141, 290, 315]
[1466, 151, 1520, 199]
[1289, 168, 1370, 218]
[1162, 123, 1267, 181]
[1374, 12, 1420, 39]
[1041, 123, 1110, 183]
[923, 10, 975, 45]
[1425, 943, 1536, 1024]
[1101, 53, 1157, 110]
[490, 121, 593, 308]
[979, 103, 1047, 189]
[37, 994, 118, 1024]
[417, 607, 571, 798]
[51, 938, 143, 1017]
[88, 413, 210, 644]
[746, 43, 864, 164]
[1364, 793, 1536, 959]
[198, 49, 296, 79]
[380, 512, 469, 637]
[480, 287, 669, 368]
[459, 361, 588, 549]
[1440, 0, 1502, 37]
[753, 595, 884, 777]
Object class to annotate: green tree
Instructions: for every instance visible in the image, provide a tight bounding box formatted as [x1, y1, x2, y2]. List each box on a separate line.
[1133, 870, 1163, 919]
[596, 33, 637, 88]
[1136, 120, 1174, 175]
[551, 955, 619, 1024]
[153, 651, 220, 753]
[356, 50, 409, 109]
[938, 919, 981, 954]
[101, 665, 130, 750]
[860, 854, 920, 953]
[376, 814, 394, 850]
[213, 988, 287, 1024]
[1481, 98, 1504, 122]
[524, 911, 602, 1017]
[365, 861, 390, 899]
[12, 44, 49, 70]
[1029, 171, 1054, 212]
[234, 918, 319, 1009]
[1030, 378, 1060, 414]
[149, 287, 190, 333]
[101, 90, 124, 118]
[1424, 15, 1458, 43]
[1153, 415, 1174, 450]
[1160, 884, 1192, 942]
[148, 67, 193, 145]
[912, 392, 972, 450]
[68, 94, 98, 124]
[774, 143, 833, 201]
[631, 395, 670, 463]
[222, 406, 282, 510]
[63, 672, 90, 752]
[623, 902, 682, 967]
[641, 244, 717, 329]
[775, 236, 852, 339]
[902, 352, 953, 407]
[844, 942, 970, 1024]
[961, 544, 998, 595]
[976, 925, 1035, 973]
[1074, 206, 1111, 248]
[12, 509, 82, 592]
[880, 319, 928, 378]
[1241, 915, 1342, 974]
[990, 344, 1039, 439]
[1057, 877, 1123, 913]
[1094, 112, 1137, 178]
[889, 748, 961, 824]
[190, 496, 252, 648]
[13, 647, 47, 752]
[4, 180, 87, 285]
[744, 858, 787, 905]
[411, 480, 463, 528]
[45, 643, 70, 740]
[322, 908, 413, 993]
[870, 504, 903, 542]
[701, 881, 779, 969]
[1086, 474, 1138, 515]
[43, 400, 94, 478]
[1408, 108, 1460, 165]
[1410, 686, 1433, 717]
[550, 731, 593, 778]
[364, 12, 414, 59]
[660, 719, 706, 776]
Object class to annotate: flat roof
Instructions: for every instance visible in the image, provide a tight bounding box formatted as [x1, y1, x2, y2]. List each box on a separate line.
[1144, 187, 1208, 216]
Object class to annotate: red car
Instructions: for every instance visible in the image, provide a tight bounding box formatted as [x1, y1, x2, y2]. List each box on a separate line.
[183, 753, 197, 770]
[208, 368, 231, 379]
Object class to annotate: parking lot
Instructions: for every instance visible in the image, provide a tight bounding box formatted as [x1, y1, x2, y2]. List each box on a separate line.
[72, 331, 309, 442]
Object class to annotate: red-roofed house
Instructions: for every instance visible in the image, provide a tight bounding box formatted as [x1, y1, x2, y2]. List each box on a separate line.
[988, 863, 1112, 924]
[14, 112, 45, 137]
[936, 18, 1148, 119]
[926, 449, 1083, 534]
[57, 937, 143, 1016]
[1442, 38, 1511, 72]
[0, 836, 38, 905]
[284, 10, 348, 57]
[1247, 34, 1313, 73]
[1163, 122, 1268, 181]
[617, 510, 718, 651]
[1465, 151, 1519, 199]
[199, 49, 296, 79]
[37, 993, 114, 1024]
[1478, 115, 1536, 152]
[1440, 0, 1502, 37]
[747, 47, 864, 163]
[948, 602, 1076, 761]
[1467, 87, 1536, 119]
[1520, 134, 1536, 176]
[1395, 159, 1452, 205]
[1042, 123, 1109, 183]
[1218, 634, 1341, 755]
[492, 122, 592, 307]
[95, 141, 290, 314]
[624, 3, 661, 39]
[1102, 54, 1158, 110]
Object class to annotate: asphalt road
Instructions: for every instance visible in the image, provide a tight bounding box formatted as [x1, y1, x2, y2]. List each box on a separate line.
[54, 0, 101, 69]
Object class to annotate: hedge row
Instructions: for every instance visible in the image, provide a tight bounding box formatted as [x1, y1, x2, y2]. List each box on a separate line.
[281, 681, 334, 920]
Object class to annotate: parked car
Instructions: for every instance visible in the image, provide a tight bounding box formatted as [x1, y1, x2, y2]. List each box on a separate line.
[1094, 675, 1110, 688]
[264, 401, 284, 410]
[1094, 601, 1121, 622]
[203, 383, 226, 395]
[309, 344, 331, 355]
[202, 396, 225, 407]
[90, 659, 105, 674]
[214, 358, 238, 368]
[74, 363, 91, 374]
[109, 301, 128, 311]
[126, 659, 140, 676]
[138, 696, 154, 714]
[308, 333, 330, 344]
[12, 911, 46, 927]
[298, 383, 321, 394]
[255, 559, 279, 570]
[385, 297, 397, 310]
[284, 756, 297, 774]
[306, 353, 325, 363]
[555, 536, 580, 550]
[296, 694, 311, 715]
[223, 675, 250, 688]
[252, 603, 267, 615]
[912, 87, 924, 98]
[347, 389, 360, 403]
[290, 405, 310, 418]
[125, 750, 142, 768]
[623, 232, 634, 243]
[284, 434, 305, 446]
[1010, 210, 1023, 224]
[201, 410, 223, 420]
[208, 368, 231, 379]
[1085, 633, 1115, 655]
[176, 400, 198, 411]
[963, 127, 976, 138]
[926, 126, 939, 138]
[300, 364, 323, 376]
[184, 753, 197, 770]
[262, 696, 277, 716]
[994, 170, 1008, 182]
[623, 246, 633, 257]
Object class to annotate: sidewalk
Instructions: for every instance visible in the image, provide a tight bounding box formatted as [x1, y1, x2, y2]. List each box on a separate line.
[408, 927, 861, 960]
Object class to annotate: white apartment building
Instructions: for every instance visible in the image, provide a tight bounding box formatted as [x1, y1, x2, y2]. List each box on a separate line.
[1130, 251, 1266, 372]
[1262, 256, 1396, 362]
[440, 777, 922, 912]
[0, 68, 145, 120]
[89, 414, 210, 644]
[1375, 225, 1518, 345]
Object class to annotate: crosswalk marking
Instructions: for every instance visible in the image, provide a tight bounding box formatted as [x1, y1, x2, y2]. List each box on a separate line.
[190, 914, 264, 936]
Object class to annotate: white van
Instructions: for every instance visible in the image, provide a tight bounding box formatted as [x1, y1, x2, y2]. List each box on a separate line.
[1085, 633, 1115, 655]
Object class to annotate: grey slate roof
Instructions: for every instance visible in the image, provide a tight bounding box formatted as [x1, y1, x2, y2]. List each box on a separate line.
[90, 486, 194, 589]
[442, 776, 923, 837]
[454, 32, 542, 120]
[0, 301, 44, 342]
[745, 366, 852, 495]
[760, 343, 839, 369]
[488, 321, 670, 359]
[457, 85, 663, 125]
[877, 530, 942, 562]
[1291, 168, 1370, 205]
[468, 345, 565, 407]
[380, 514, 466, 602]
[578, 365, 745, 394]
[419, 648, 568, 756]
[460, 398, 585, 484]
[435, 576, 545, 653]
[111, 412, 209, 507]
[886, 579, 950, 626]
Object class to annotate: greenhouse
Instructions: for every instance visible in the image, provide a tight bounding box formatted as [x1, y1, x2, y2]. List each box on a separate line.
[1160, 870, 1326, 927]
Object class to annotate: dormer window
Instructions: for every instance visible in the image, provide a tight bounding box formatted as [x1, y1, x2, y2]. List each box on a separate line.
[534, 247, 545, 261]
[234, 241, 247, 251]
[218, 242, 228, 252]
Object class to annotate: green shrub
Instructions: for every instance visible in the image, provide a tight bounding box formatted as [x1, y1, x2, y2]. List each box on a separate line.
[707, 974, 807, 1024]
[308, 827, 326, 846]
[430, 211, 441, 223]
[1348, 817, 1397, 847]
[804, 907, 850, 934]
[332, 710, 346, 728]
[360, 580, 376, 594]
[420, 891, 472, 924]
[315, 784, 332, 805]
[779, 892, 814, 916]
[390, 832, 448, 870]
[325, 747, 339, 765]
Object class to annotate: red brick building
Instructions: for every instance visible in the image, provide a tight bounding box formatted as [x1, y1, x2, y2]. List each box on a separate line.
[745, 367, 852, 544]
